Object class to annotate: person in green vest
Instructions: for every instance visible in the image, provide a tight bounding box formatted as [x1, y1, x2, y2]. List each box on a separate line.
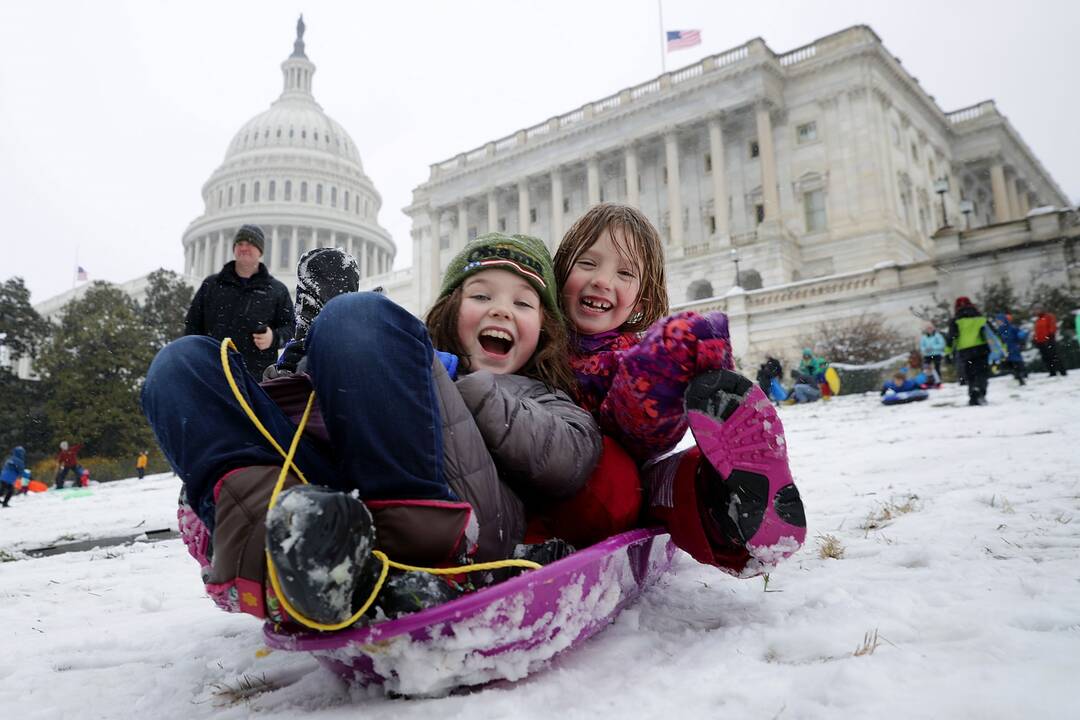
[946, 296, 991, 406]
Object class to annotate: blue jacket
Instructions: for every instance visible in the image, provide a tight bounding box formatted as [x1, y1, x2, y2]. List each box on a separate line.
[993, 315, 1025, 362]
[920, 331, 946, 357]
[881, 378, 920, 394]
[1, 447, 26, 485]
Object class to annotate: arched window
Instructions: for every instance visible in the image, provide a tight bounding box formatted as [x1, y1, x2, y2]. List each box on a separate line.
[314, 131, 319, 141]
[301, 129, 307, 140]
[331, 187, 337, 208]
[276, 128, 282, 138]
[284, 180, 292, 201]
[239, 184, 246, 204]
[228, 186, 234, 206]
[218, 189, 223, 209]
[268, 180, 276, 201]
[316, 184, 323, 204]
[289, 127, 294, 138]
[355, 195, 360, 214]
[739, 269, 763, 290]
[300, 182, 308, 202]
[687, 279, 714, 301]
[253, 181, 260, 203]
[344, 190, 350, 210]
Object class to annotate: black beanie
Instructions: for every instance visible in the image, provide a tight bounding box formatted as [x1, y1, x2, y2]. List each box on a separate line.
[234, 224, 266, 254]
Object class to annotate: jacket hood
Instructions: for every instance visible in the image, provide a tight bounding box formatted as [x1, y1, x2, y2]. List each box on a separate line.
[13, 446, 25, 460]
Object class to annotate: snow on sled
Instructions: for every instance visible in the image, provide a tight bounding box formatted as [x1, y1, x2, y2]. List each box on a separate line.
[263, 528, 676, 696]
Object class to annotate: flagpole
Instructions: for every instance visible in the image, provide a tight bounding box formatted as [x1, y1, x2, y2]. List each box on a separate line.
[73, 248, 79, 289]
[657, 0, 666, 73]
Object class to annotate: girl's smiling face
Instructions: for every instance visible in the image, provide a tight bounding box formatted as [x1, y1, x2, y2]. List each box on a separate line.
[561, 226, 642, 335]
[456, 268, 542, 374]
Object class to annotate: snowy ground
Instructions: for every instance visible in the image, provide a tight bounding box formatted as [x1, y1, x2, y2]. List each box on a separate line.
[2, 373, 1079, 719]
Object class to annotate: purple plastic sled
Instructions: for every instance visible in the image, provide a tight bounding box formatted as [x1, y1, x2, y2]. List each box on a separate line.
[263, 528, 676, 695]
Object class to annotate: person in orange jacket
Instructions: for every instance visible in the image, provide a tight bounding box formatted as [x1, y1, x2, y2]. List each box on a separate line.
[136, 451, 149, 479]
[1032, 305, 1068, 377]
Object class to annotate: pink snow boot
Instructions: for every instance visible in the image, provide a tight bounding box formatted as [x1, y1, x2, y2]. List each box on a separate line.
[685, 370, 806, 565]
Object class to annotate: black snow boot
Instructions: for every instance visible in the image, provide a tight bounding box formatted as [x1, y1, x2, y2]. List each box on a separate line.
[372, 571, 465, 619]
[277, 248, 361, 374]
[513, 538, 576, 565]
[265, 484, 379, 626]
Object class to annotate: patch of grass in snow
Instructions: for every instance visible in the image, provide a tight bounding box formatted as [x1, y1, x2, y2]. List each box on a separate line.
[210, 673, 278, 706]
[860, 494, 919, 534]
[853, 629, 881, 657]
[989, 494, 1015, 514]
[0, 549, 23, 562]
[816, 534, 845, 559]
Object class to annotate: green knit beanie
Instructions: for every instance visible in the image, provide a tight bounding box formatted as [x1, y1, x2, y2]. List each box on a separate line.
[439, 233, 560, 318]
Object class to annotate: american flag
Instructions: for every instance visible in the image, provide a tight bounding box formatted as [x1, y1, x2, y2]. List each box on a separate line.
[667, 30, 701, 51]
[76, 266, 88, 281]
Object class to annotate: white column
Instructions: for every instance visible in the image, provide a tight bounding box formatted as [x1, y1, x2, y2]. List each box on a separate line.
[550, 167, 564, 247]
[990, 163, 1010, 224]
[664, 129, 683, 247]
[586, 156, 600, 206]
[270, 226, 280, 271]
[756, 105, 781, 222]
[1006, 175, 1021, 220]
[360, 238, 369, 277]
[329, 230, 337, 251]
[428, 209, 441, 304]
[624, 145, 639, 208]
[457, 201, 469, 250]
[290, 226, 298, 266]
[486, 191, 498, 233]
[194, 237, 203, 276]
[707, 117, 730, 240]
[518, 180, 530, 233]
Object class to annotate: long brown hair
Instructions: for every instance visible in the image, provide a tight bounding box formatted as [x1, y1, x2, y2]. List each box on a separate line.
[425, 285, 578, 397]
[553, 203, 669, 333]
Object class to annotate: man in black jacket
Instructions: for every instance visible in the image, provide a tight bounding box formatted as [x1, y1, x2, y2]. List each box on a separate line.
[184, 224, 295, 378]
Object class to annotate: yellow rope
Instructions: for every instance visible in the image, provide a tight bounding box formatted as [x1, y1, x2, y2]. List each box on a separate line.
[218, 337, 541, 633]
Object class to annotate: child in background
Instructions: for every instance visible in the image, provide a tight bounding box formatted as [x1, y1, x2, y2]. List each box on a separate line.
[136, 451, 149, 479]
[143, 238, 601, 627]
[920, 324, 946, 385]
[16, 468, 33, 495]
[1, 447, 25, 507]
[991, 313, 1027, 386]
[880, 371, 920, 395]
[552, 203, 805, 575]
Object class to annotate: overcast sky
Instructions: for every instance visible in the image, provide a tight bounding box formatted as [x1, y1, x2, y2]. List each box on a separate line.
[2, 0, 1077, 304]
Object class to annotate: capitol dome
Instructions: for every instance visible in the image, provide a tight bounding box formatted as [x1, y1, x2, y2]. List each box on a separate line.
[182, 17, 395, 293]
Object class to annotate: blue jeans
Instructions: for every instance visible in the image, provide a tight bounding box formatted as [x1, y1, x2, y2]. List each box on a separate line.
[141, 293, 449, 529]
[792, 383, 820, 403]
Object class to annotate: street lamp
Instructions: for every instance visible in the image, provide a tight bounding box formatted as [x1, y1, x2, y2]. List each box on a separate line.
[933, 177, 951, 228]
[730, 247, 741, 287]
[959, 199, 974, 230]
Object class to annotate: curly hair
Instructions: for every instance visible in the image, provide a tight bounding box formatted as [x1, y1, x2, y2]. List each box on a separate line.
[425, 285, 579, 397]
[553, 203, 669, 333]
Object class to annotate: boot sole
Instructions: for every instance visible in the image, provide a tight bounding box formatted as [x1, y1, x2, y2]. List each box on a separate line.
[687, 384, 806, 563]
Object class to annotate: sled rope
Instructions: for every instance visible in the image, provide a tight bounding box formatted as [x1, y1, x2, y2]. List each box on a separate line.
[219, 338, 542, 633]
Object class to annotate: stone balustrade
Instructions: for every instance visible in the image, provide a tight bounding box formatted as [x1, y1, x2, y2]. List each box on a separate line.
[946, 101, 998, 125]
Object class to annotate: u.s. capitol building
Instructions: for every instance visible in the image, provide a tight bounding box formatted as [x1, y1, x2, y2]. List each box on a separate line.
[400, 25, 1074, 361]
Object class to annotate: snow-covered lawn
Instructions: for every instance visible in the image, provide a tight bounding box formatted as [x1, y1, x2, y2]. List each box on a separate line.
[2, 374, 1079, 719]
